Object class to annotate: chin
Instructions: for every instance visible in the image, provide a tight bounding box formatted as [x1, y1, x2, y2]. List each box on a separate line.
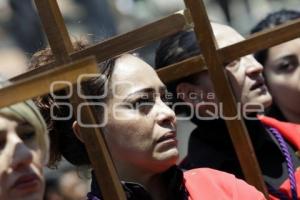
[160, 150, 179, 164]
[246, 92, 272, 109]
[10, 193, 43, 200]
[257, 93, 273, 109]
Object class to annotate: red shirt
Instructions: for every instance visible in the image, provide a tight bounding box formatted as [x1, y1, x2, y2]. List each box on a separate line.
[184, 168, 266, 200]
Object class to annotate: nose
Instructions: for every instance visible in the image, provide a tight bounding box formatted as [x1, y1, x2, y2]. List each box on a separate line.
[245, 55, 263, 77]
[9, 135, 33, 170]
[156, 99, 176, 126]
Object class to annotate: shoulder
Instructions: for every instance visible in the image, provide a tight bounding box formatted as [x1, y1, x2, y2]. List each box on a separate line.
[183, 168, 266, 200]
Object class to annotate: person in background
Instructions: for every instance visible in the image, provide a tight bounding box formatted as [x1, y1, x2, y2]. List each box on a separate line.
[0, 76, 49, 200]
[155, 22, 300, 200]
[59, 169, 89, 200]
[251, 9, 300, 124]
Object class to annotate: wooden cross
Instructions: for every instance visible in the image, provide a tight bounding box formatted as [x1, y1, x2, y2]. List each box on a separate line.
[2, 0, 300, 199]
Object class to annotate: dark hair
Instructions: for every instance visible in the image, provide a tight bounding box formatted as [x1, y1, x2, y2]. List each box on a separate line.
[30, 41, 117, 167]
[251, 9, 300, 66]
[155, 29, 203, 114]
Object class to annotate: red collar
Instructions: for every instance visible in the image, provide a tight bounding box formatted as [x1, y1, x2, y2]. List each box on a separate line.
[258, 115, 300, 150]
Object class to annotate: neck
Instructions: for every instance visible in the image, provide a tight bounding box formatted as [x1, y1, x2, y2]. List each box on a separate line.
[116, 161, 168, 200]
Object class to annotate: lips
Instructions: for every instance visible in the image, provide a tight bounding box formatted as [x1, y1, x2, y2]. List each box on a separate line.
[250, 78, 266, 91]
[157, 131, 177, 143]
[12, 173, 40, 191]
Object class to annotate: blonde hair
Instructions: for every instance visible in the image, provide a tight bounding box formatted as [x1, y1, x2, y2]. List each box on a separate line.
[0, 76, 49, 165]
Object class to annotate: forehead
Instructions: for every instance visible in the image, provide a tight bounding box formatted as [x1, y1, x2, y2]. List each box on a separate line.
[111, 54, 164, 95]
[0, 114, 19, 130]
[212, 23, 244, 48]
[268, 38, 300, 61]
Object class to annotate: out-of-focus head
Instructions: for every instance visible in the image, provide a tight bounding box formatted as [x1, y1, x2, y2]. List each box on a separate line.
[155, 23, 272, 117]
[251, 10, 300, 123]
[0, 76, 49, 200]
[59, 170, 88, 200]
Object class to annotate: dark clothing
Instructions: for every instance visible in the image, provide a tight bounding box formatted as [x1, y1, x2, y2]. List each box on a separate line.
[87, 166, 188, 200]
[180, 118, 300, 192]
[86, 166, 265, 200]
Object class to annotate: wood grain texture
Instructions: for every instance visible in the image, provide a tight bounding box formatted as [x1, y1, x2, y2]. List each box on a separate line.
[157, 55, 206, 83]
[8, 0, 300, 198]
[0, 57, 97, 108]
[34, 0, 73, 64]
[71, 11, 191, 62]
[11, 10, 191, 82]
[184, 0, 268, 196]
[69, 94, 127, 200]
[219, 18, 300, 63]
[12, 15, 300, 83]
[33, 1, 127, 199]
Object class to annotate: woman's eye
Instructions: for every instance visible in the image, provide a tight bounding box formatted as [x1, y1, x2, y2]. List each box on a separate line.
[20, 131, 36, 141]
[276, 56, 299, 73]
[224, 58, 240, 68]
[0, 138, 6, 150]
[277, 61, 296, 72]
[0, 132, 6, 151]
[134, 98, 154, 108]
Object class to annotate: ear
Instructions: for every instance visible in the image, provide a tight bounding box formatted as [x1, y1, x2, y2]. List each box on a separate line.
[176, 82, 200, 105]
[72, 121, 85, 143]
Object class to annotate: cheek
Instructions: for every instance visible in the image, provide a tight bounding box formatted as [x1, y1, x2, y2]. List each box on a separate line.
[0, 162, 9, 195]
[226, 69, 245, 96]
[105, 119, 154, 153]
[31, 149, 44, 178]
[267, 74, 300, 104]
[267, 74, 291, 96]
[0, 149, 13, 190]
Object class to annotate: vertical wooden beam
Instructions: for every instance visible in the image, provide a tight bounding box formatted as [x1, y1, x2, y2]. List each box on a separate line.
[184, 0, 268, 196]
[34, 0, 73, 64]
[33, 1, 126, 199]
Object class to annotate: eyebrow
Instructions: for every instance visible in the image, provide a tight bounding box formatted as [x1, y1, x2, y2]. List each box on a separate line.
[271, 54, 298, 65]
[17, 121, 31, 126]
[278, 54, 297, 60]
[17, 122, 34, 130]
[124, 86, 167, 101]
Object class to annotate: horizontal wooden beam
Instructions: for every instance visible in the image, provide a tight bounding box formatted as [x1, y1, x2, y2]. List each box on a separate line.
[12, 17, 300, 85]
[219, 18, 300, 63]
[157, 55, 206, 83]
[70, 9, 192, 62]
[0, 57, 97, 108]
[11, 10, 192, 82]
[158, 17, 300, 84]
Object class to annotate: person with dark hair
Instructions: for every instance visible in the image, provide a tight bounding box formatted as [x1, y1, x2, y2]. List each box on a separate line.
[30, 45, 265, 200]
[251, 9, 300, 124]
[0, 76, 50, 200]
[155, 23, 300, 200]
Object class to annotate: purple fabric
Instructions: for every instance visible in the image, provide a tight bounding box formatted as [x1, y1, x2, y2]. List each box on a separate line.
[267, 126, 298, 200]
[87, 192, 101, 200]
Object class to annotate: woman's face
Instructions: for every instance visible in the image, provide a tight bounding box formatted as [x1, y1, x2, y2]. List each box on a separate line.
[104, 55, 178, 174]
[0, 115, 45, 200]
[190, 24, 272, 114]
[264, 38, 300, 120]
